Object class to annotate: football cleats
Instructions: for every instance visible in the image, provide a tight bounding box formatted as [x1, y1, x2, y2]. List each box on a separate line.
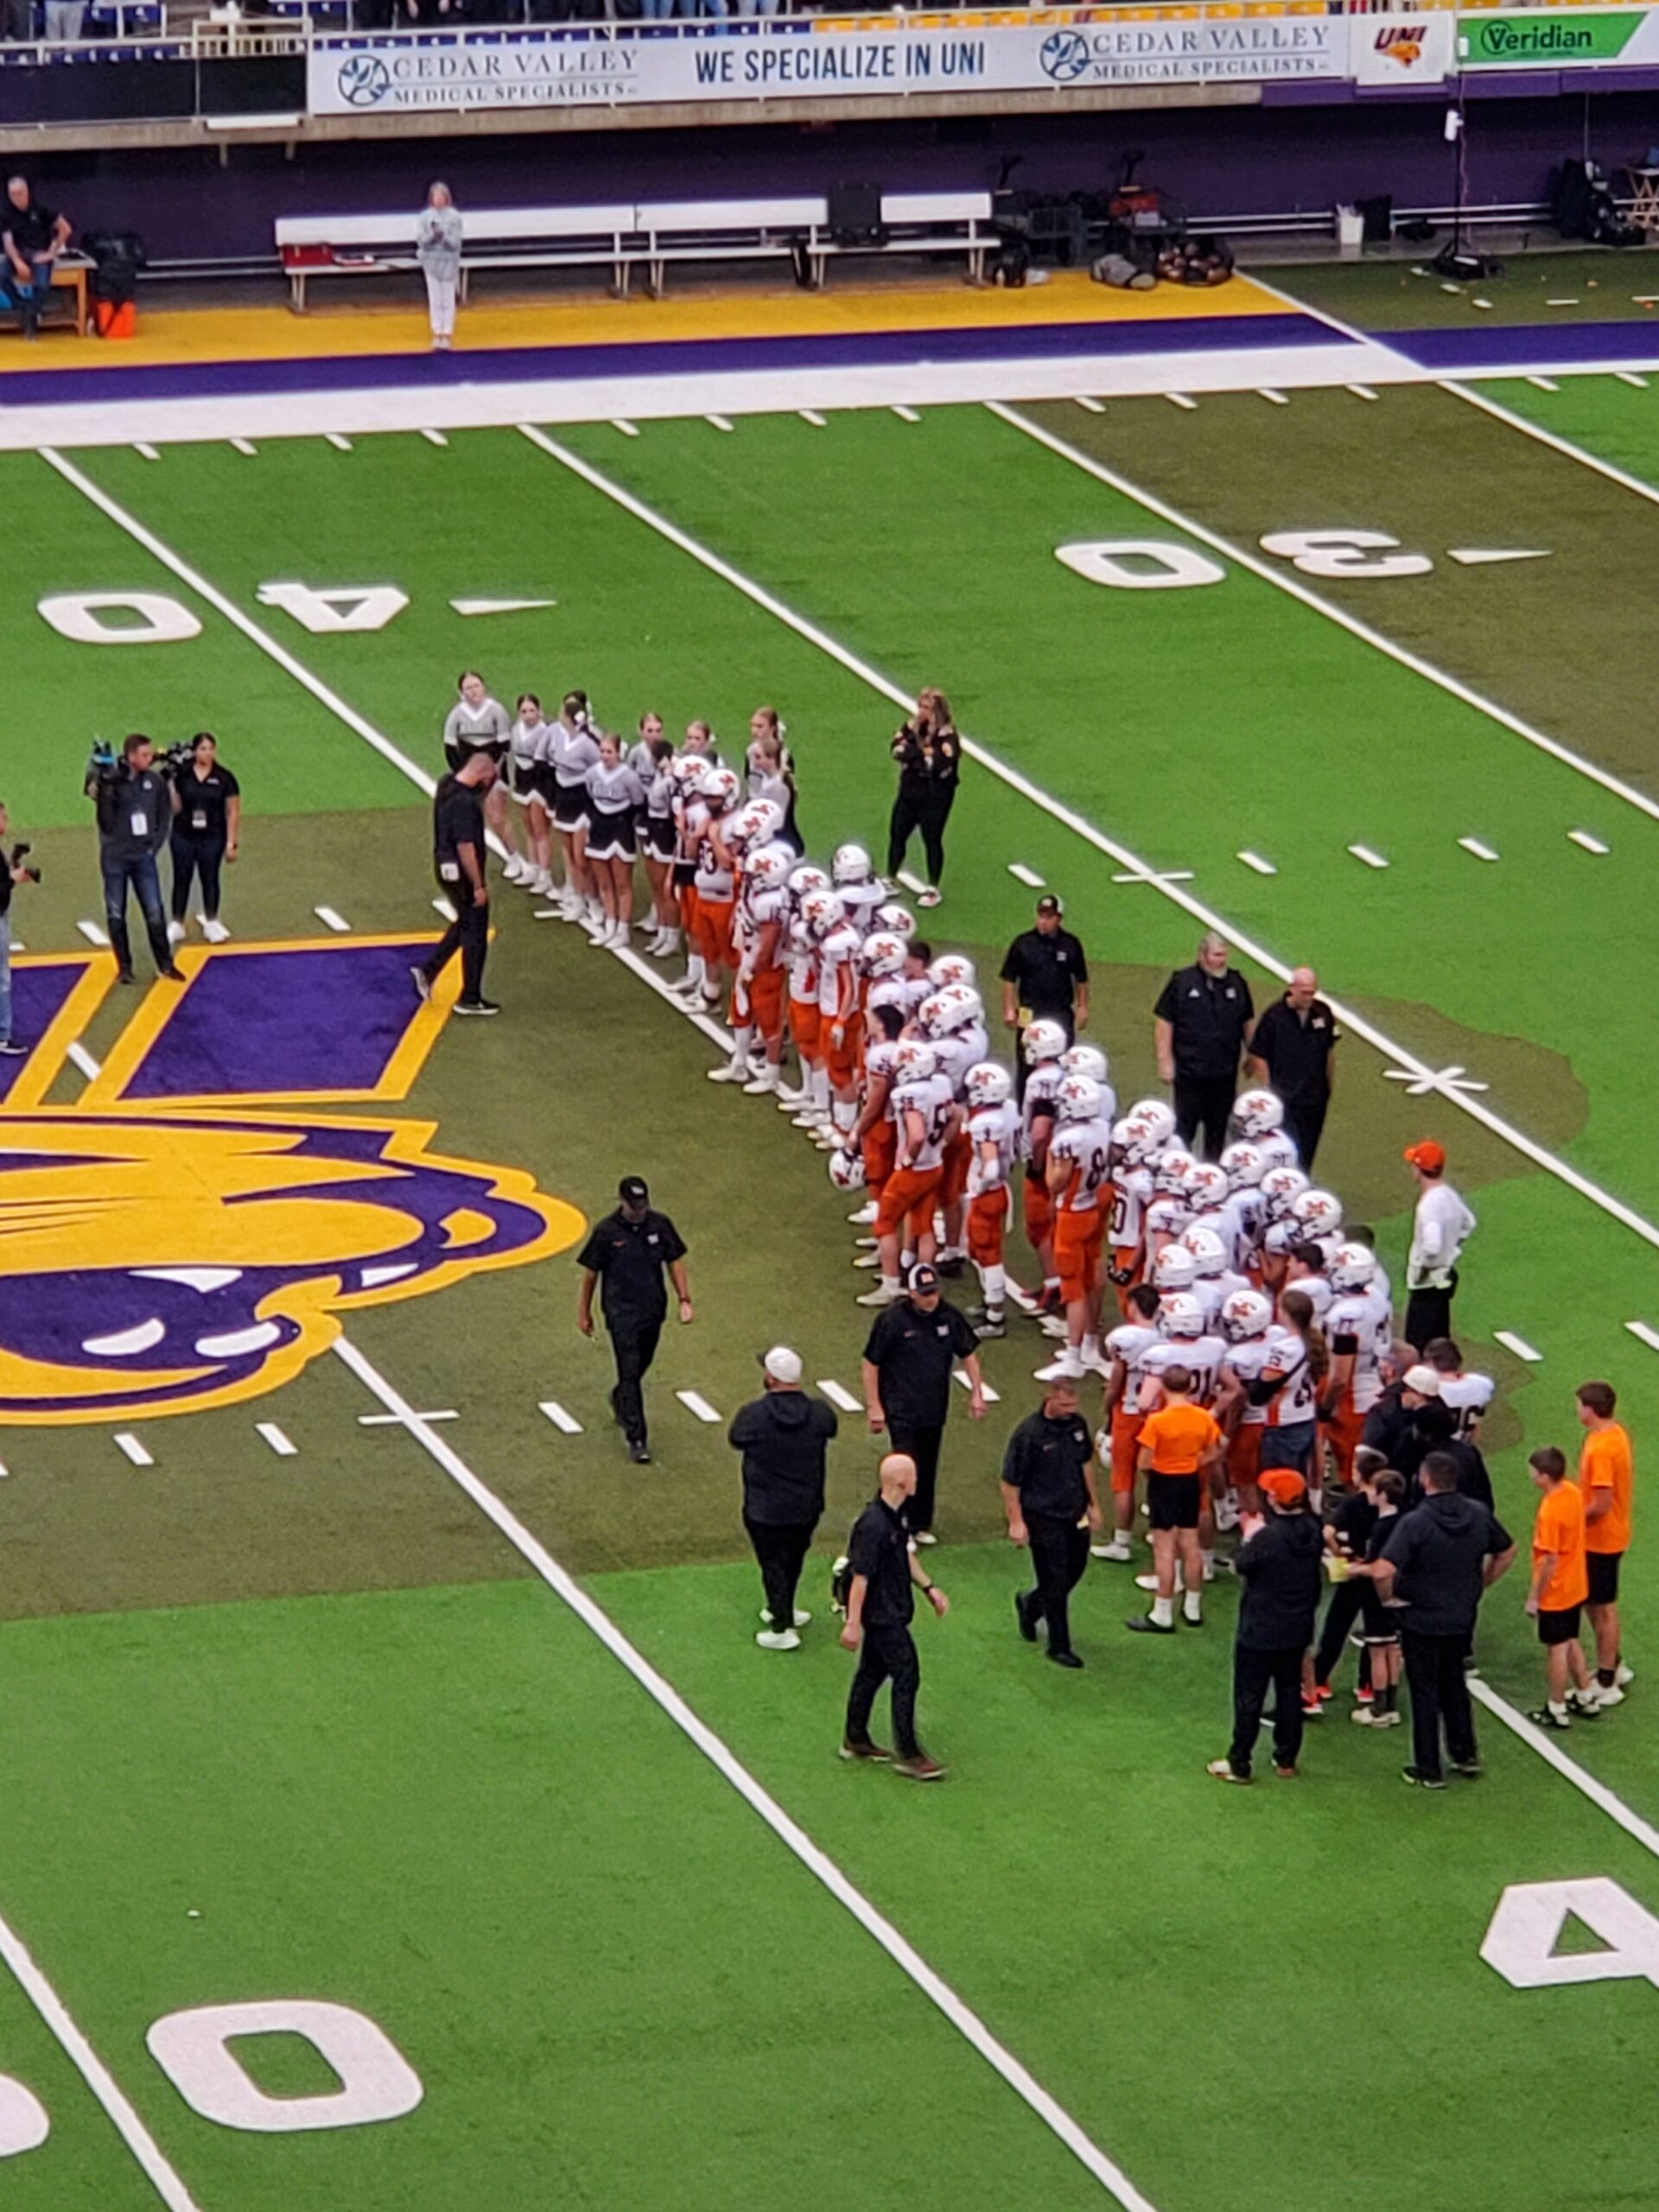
[965, 1062, 1014, 1109]
[1233, 1089, 1286, 1139]
[832, 842, 874, 887]
[1219, 1141, 1268, 1190]
[1328, 1241, 1376, 1294]
[1220, 1288, 1273, 1342]
[1058, 1073, 1103, 1123]
[861, 931, 908, 979]
[1022, 1018, 1069, 1067]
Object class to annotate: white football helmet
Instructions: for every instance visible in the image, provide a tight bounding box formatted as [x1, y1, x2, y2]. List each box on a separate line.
[1262, 1220, 1300, 1260]
[1233, 1089, 1286, 1139]
[861, 931, 908, 979]
[1145, 1195, 1192, 1243]
[1058, 1073, 1103, 1123]
[1160, 1291, 1206, 1339]
[1328, 1241, 1376, 1294]
[1060, 1045, 1109, 1086]
[1181, 1224, 1230, 1279]
[966, 1062, 1014, 1109]
[927, 952, 977, 992]
[893, 1038, 938, 1083]
[1128, 1101, 1178, 1149]
[1154, 1147, 1197, 1198]
[1119, 1116, 1164, 1167]
[800, 889, 846, 938]
[725, 798, 782, 852]
[875, 901, 916, 940]
[828, 1147, 867, 1192]
[1260, 1166, 1311, 1221]
[698, 764, 742, 810]
[1221, 1287, 1273, 1341]
[865, 978, 909, 1020]
[832, 842, 874, 887]
[920, 985, 979, 1037]
[1220, 1140, 1267, 1190]
[786, 862, 830, 902]
[1022, 1018, 1069, 1067]
[744, 843, 793, 889]
[1182, 1160, 1230, 1211]
[1291, 1188, 1344, 1239]
[1154, 1244, 1198, 1293]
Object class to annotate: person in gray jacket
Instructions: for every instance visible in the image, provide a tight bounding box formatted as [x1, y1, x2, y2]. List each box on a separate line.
[729, 1348, 839, 1652]
[416, 182, 463, 352]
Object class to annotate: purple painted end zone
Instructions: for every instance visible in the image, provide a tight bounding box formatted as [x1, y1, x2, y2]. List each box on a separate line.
[0, 960, 86, 1100]
[119, 941, 441, 1100]
[1397, 321, 1659, 371]
[0, 310, 1339, 410]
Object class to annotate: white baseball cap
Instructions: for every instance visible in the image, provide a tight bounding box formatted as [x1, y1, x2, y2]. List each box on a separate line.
[1403, 1364, 1441, 1396]
[761, 1346, 803, 1385]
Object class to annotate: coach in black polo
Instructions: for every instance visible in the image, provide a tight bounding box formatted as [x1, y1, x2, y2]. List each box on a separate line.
[861, 1263, 985, 1544]
[1154, 931, 1255, 1160]
[576, 1176, 692, 1465]
[1246, 966, 1339, 1170]
[1002, 1376, 1102, 1668]
[1001, 893, 1090, 1090]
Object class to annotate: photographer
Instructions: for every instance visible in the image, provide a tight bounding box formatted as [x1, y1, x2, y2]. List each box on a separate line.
[86, 734, 182, 985]
[887, 686, 960, 911]
[168, 732, 239, 947]
[0, 798, 39, 1058]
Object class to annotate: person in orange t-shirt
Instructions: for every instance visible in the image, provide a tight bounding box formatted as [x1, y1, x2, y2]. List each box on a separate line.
[1576, 1380, 1635, 1704]
[1128, 1367, 1223, 1637]
[1525, 1446, 1599, 1729]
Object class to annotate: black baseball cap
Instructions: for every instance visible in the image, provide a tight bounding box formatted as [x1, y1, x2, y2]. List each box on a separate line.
[908, 1262, 940, 1294]
[618, 1175, 649, 1205]
[1036, 893, 1064, 917]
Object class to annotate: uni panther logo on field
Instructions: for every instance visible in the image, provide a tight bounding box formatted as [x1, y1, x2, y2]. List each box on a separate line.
[0, 1111, 581, 1424]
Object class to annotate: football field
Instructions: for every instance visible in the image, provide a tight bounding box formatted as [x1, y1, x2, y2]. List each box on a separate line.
[3, 362, 1659, 2209]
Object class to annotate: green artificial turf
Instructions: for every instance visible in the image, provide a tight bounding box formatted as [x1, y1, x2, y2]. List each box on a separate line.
[1477, 372, 1659, 491]
[1265, 246, 1659, 331]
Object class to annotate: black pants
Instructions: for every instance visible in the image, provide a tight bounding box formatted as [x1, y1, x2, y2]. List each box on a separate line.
[888, 1421, 944, 1534]
[1173, 1073, 1236, 1161]
[1284, 1094, 1328, 1173]
[1229, 1643, 1306, 1777]
[169, 830, 226, 922]
[1024, 1512, 1090, 1657]
[422, 873, 488, 1005]
[1401, 1626, 1478, 1780]
[1313, 1580, 1363, 1689]
[607, 1317, 662, 1450]
[846, 1620, 920, 1758]
[1403, 1274, 1458, 1353]
[745, 1515, 815, 1629]
[887, 786, 955, 888]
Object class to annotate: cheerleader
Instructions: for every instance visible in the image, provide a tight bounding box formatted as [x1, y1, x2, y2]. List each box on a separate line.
[442, 670, 514, 876]
[547, 689, 601, 929]
[747, 716, 802, 855]
[583, 734, 647, 950]
[505, 692, 555, 896]
[640, 735, 680, 958]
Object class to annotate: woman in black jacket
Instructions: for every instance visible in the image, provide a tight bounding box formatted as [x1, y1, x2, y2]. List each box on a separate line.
[887, 686, 960, 910]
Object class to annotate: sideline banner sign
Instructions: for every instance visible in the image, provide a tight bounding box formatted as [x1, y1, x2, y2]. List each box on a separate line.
[1458, 4, 1656, 68]
[306, 12, 1349, 118]
[1348, 13, 1454, 85]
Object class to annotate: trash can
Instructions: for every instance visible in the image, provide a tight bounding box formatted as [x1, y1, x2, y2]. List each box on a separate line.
[1335, 205, 1364, 258]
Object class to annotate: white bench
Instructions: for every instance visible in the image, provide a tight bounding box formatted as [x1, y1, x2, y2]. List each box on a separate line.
[274, 188, 995, 310]
[275, 203, 639, 310]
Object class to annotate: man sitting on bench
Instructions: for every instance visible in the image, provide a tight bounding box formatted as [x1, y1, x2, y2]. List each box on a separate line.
[2, 176, 71, 340]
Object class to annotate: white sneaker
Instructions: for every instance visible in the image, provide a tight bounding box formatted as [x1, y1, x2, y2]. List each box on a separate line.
[760, 1608, 812, 1629]
[504, 854, 526, 883]
[200, 918, 230, 944]
[853, 1251, 880, 1269]
[166, 919, 186, 946]
[669, 974, 702, 997]
[742, 1068, 780, 1095]
[1033, 1356, 1085, 1382]
[533, 868, 556, 898]
[1618, 1662, 1636, 1687]
[1595, 1682, 1626, 1707]
[855, 1282, 902, 1307]
[1135, 1573, 1160, 1593]
[912, 1530, 938, 1548]
[707, 1059, 748, 1084]
[755, 1628, 801, 1652]
[775, 1085, 810, 1109]
[1090, 1539, 1133, 1562]
[848, 1202, 878, 1225]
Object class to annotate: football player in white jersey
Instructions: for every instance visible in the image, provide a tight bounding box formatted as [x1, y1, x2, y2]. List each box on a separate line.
[1141, 1292, 1228, 1413]
[813, 891, 866, 1150]
[1059, 1043, 1117, 1128]
[1232, 1088, 1300, 1173]
[1182, 1221, 1251, 1325]
[1020, 1019, 1069, 1316]
[923, 983, 988, 1278]
[1255, 1287, 1323, 1491]
[1093, 1281, 1162, 1562]
[776, 862, 828, 1116]
[857, 1037, 959, 1306]
[848, 986, 907, 1254]
[1424, 1337, 1494, 1442]
[709, 840, 794, 1094]
[1282, 1240, 1333, 1323]
[1214, 1287, 1274, 1517]
[963, 1061, 1021, 1339]
[1324, 1243, 1392, 1483]
[833, 842, 888, 934]
[1036, 1073, 1115, 1381]
[1105, 1116, 1157, 1316]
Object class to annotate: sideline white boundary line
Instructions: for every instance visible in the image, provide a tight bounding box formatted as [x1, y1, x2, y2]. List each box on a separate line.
[517, 418, 1659, 1262]
[0, 1913, 203, 2210]
[988, 402, 1659, 832]
[1440, 377, 1659, 514]
[1469, 1679, 1659, 1861]
[330, 1332, 1159, 2212]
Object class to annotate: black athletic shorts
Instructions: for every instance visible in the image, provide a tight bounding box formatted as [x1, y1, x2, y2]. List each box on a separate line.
[645, 813, 677, 859]
[1147, 1472, 1201, 1531]
[1586, 1551, 1622, 1606]
[552, 784, 588, 833]
[1538, 1602, 1583, 1648]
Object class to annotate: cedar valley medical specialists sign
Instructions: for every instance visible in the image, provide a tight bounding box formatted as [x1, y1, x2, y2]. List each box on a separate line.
[308, 15, 1346, 117]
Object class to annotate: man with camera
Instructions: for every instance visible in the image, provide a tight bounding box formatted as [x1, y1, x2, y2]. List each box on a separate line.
[86, 734, 183, 985]
[0, 798, 39, 1058]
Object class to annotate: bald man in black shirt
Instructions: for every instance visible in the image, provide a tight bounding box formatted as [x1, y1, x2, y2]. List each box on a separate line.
[413, 750, 497, 1016]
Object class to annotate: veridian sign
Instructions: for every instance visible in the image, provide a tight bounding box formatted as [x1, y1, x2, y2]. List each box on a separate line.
[1461, 9, 1644, 67]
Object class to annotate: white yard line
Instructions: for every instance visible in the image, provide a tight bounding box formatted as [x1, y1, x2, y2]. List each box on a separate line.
[1439, 378, 1659, 516]
[256, 1421, 297, 1456]
[1459, 836, 1500, 862]
[1492, 1331, 1541, 1363]
[1236, 849, 1276, 876]
[1007, 862, 1046, 887]
[1469, 1679, 1659, 1862]
[329, 1332, 1159, 2212]
[66, 1040, 102, 1082]
[313, 906, 351, 933]
[1347, 843, 1389, 870]
[538, 1399, 583, 1434]
[817, 1377, 861, 1413]
[75, 919, 108, 947]
[988, 402, 1659, 832]
[114, 1433, 153, 1467]
[1624, 1319, 1659, 1354]
[1569, 830, 1610, 855]
[420, 428, 448, 447]
[675, 1389, 721, 1424]
[517, 418, 1659, 1267]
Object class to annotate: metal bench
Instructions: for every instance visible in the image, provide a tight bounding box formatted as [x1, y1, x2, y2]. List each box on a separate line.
[275, 203, 639, 310]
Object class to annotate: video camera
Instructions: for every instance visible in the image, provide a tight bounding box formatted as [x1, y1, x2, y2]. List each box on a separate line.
[9, 842, 39, 885]
[85, 738, 120, 792]
[158, 740, 194, 778]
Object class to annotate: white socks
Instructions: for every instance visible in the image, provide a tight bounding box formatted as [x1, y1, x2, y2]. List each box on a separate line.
[978, 1262, 1006, 1313]
[1151, 1594, 1173, 1627]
